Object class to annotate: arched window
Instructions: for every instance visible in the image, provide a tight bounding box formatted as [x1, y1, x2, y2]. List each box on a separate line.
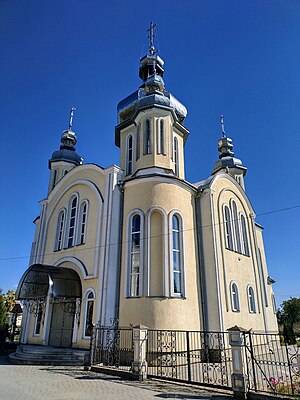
[126, 135, 133, 175]
[240, 214, 250, 256]
[224, 206, 234, 250]
[55, 209, 65, 251]
[67, 196, 78, 248]
[173, 137, 179, 176]
[247, 286, 256, 313]
[144, 119, 152, 154]
[129, 214, 142, 297]
[84, 291, 94, 337]
[231, 282, 240, 312]
[157, 119, 165, 154]
[64, 169, 68, 176]
[77, 201, 88, 245]
[171, 214, 184, 296]
[52, 169, 58, 190]
[231, 201, 241, 253]
[136, 124, 140, 161]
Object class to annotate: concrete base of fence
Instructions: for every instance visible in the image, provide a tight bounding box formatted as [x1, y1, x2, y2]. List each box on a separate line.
[132, 361, 148, 381]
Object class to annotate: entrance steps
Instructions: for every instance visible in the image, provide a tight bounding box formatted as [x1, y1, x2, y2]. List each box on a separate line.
[9, 345, 90, 366]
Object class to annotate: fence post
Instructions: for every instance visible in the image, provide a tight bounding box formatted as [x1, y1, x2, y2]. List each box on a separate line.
[132, 324, 148, 381]
[228, 326, 247, 399]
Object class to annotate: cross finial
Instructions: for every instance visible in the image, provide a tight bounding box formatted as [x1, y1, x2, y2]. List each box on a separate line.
[147, 21, 157, 49]
[69, 107, 76, 131]
[220, 114, 226, 137]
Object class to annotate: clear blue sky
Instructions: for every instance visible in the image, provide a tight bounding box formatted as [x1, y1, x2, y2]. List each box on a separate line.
[0, 0, 299, 307]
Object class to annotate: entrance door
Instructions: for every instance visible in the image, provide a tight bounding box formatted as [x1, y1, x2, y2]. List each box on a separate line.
[48, 302, 75, 347]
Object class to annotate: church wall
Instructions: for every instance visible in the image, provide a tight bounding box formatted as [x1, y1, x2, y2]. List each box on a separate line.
[119, 179, 202, 330]
[211, 176, 274, 332]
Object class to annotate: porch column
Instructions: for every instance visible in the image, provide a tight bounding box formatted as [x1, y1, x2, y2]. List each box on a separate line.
[228, 326, 247, 399]
[132, 324, 148, 381]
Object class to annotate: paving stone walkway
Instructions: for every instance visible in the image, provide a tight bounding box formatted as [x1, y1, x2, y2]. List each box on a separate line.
[0, 355, 233, 400]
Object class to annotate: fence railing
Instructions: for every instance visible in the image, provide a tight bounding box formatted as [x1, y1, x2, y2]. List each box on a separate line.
[243, 331, 300, 397]
[90, 325, 133, 371]
[89, 324, 300, 397]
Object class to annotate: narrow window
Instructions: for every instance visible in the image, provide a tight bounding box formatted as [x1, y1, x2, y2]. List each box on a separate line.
[34, 303, 43, 335]
[136, 124, 140, 161]
[130, 215, 141, 296]
[52, 170, 58, 190]
[126, 135, 133, 175]
[55, 210, 65, 251]
[157, 119, 165, 154]
[144, 119, 151, 154]
[173, 137, 179, 176]
[78, 202, 88, 245]
[64, 170, 68, 176]
[231, 282, 240, 312]
[84, 292, 94, 337]
[224, 206, 234, 250]
[232, 201, 241, 253]
[248, 286, 256, 313]
[240, 214, 249, 256]
[172, 214, 183, 295]
[67, 196, 78, 248]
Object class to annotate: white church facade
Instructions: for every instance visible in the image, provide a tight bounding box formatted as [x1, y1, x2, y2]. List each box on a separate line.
[16, 33, 278, 351]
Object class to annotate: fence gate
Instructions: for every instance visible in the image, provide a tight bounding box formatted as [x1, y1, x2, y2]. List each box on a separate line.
[146, 330, 232, 389]
[243, 331, 300, 397]
[90, 324, 133, 371]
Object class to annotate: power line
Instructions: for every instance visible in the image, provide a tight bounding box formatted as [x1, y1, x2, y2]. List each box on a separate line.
[0, 203, 299, 263]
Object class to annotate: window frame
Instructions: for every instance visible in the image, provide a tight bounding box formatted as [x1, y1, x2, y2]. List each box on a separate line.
[247, 285, 256, 313]
[33, 303, 44, 336]
[231, 199, 242, 253]
[83, 290, 95, 339]
[240, 213, 250, 256]
[230, 282, 240, 312]
[65, 194, 79, 248]
[173, 136, 179, 176]
[169, 211, 185, 297]
[54, 208, 66, 251]
[77, 200, 89, 246]
[126, 210, 144, 298]
[223, 205, 234, 250]
[143, 119, 152, 155]
[126, 134, 133, 175]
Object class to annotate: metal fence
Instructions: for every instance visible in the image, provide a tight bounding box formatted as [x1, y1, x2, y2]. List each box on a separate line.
[243, 331, 300, 397]
[147, 330, 232, 389]
[90, 325, 133, 371]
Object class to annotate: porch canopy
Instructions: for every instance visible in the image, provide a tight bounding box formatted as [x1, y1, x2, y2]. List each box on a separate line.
[16, 263, 82, 300]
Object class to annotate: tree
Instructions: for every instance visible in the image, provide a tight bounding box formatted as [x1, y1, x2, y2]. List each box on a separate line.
[3, 290, 16, 313]
[0, 290, 7, 330]
[278, 297, 300, 344]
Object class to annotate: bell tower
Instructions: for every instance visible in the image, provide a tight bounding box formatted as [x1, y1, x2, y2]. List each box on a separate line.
[115, 23, 189, 180]
[48, 108, 82, 194]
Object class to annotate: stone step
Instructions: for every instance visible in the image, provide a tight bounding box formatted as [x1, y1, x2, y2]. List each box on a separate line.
[9, 345, 90, 366]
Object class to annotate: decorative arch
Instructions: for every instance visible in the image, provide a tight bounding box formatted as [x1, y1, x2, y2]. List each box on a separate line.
[53, 256, 89, 279]
[145, 207, 168, 297]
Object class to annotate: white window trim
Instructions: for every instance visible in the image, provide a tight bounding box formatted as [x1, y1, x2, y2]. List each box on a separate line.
[223, 204, 234, 250]
[247, 285, 256, 313]
[126, 134, 133, 175]
[54, 208, 66, 251]
[143, 119, 152, 155]
[230, 281, 240, 312]
[173, 136, 179, 176]
[168, 210, 186, 298]
[230, 199, 241, 253]
[125, 209, 144, 298]
[64, 193, 79, 248]
[240, 212, 250, 256]
[136, 123, 140, 161]
[83, 289, 95, 339]
[76, 200, 89, 245]
[156, 118, 166, 155]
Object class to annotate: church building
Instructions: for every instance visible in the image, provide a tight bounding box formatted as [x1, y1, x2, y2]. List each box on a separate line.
[16, 28, 278, 351]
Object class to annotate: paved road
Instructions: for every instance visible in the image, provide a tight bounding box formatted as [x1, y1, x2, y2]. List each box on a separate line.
[0, 355, 233, 400]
